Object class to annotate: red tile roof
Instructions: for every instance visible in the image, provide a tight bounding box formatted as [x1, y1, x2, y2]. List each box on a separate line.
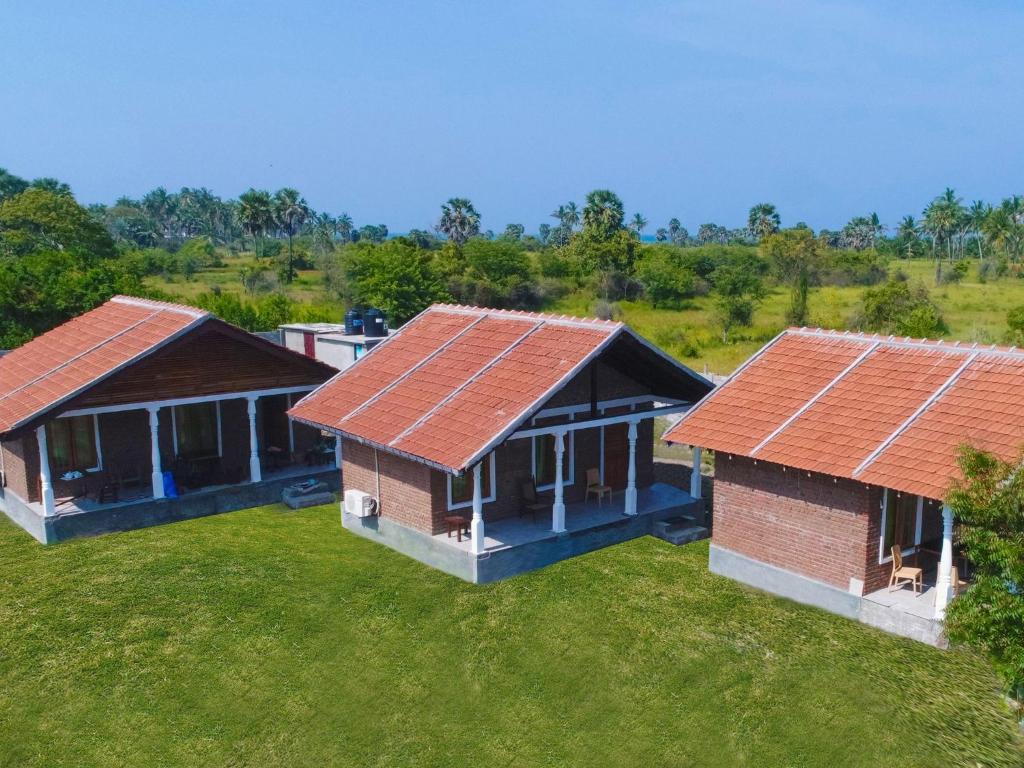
[290, 304, 708, 473]
[0, 296, 208, 434]
[665, 329, 1024, 500]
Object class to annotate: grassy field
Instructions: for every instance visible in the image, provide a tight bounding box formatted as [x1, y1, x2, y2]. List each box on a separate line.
[149, 253, 1024, 374]
[0, 504, 1019, 767]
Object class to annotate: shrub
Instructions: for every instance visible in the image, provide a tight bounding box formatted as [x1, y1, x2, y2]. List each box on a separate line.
[853, 280, 948, 338]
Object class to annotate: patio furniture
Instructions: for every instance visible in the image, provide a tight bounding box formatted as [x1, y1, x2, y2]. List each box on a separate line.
[949, 565, 969, 598]
[519, 479, 549, 522]
[445, 514, 471, 542]
[265, 445, 289, 470]
[305, 442, 335, 466]
[585, 468, 612, 505]
[888, 546, 923, 594]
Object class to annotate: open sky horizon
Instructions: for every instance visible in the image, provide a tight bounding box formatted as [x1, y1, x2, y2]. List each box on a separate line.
[3, 1, 1022, 234]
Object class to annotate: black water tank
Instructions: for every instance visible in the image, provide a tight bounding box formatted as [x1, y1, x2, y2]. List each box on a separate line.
[363, 308, 387, 338]
[344, 308, 364, 336]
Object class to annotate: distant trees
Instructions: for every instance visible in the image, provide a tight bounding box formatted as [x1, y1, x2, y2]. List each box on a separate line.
[747, 203, 780, 241]
[630, 213, 647, 238]
[582, 190, 625, 240]
[238, 189, 274, 257]
[273, 188, 310, 283]
[710, 250, 767, 341]
[438, 198, 480, 245]
[344, 241, 449, 323]
[762, 229, 820, 325]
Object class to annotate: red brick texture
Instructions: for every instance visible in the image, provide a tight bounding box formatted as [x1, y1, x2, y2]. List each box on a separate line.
[713, 455, 884, 593]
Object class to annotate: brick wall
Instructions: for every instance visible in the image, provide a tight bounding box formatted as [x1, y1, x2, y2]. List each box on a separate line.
[341, 440, 436, 533]
[1, 435, 36, 502]
[713, 455, 882, 592]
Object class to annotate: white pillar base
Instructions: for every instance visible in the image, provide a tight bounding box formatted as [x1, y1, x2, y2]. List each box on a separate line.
[552, 502, 566, 533]
[470, 463, 485, 555]
[36, 425, 56, 517]
[624, 420, 638, 516]
[624, 487, 638, 517]
[552, 431, 567, 532]
[934, 503, 954, 620]
[148, 407, 165, 499]
[247, 397, 262, 484]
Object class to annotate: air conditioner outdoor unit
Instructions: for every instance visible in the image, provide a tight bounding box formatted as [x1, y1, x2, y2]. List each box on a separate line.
[344, 489, 378, 517]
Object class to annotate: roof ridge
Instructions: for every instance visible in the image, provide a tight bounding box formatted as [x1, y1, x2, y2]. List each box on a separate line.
[427, 303, 621, 330]
[110, 295, 208, 319]
[786, 327, 1024, 360]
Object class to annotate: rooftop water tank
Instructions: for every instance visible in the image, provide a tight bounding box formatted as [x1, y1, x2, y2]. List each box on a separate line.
[344, 309, 364, 336]
[363, 308, 387, 338]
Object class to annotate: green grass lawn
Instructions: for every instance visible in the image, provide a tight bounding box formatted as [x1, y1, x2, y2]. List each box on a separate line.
[0, 505, 1019, 767]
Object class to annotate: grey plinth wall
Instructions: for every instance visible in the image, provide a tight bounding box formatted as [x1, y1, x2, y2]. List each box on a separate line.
[709, 544, 946, 647]
[0, 470, 338, 544]
[343, 497, 703, 584]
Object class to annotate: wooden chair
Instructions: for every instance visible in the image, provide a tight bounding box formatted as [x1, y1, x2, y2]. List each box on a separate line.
[950, 566, 969, 598]
[585, 468, 612, 505]
[520, 479, 549, 522]
[888, 545, 923, 594]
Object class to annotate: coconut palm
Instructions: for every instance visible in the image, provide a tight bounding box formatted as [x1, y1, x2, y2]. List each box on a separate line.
[582, 189, 625, 240]
[273, 188, 310, 283]
[630, 213, 648, 238]
[237, 188, 274, 257]
[968, 201, 991, 260]
[747, 203, 780, 241]
[336, 212, 354, 242]
[438, 197, 481, 245]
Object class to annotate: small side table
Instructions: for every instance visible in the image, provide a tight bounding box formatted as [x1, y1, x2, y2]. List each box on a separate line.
[444, 515, 471, 542]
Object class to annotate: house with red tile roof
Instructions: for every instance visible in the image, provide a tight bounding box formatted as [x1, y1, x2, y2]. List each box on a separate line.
[0, 296, 336, 543]
[289, 303, 713, 583]
[664, 327, 1024, 645]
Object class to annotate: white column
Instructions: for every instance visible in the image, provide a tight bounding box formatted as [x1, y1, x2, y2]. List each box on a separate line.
[247, 396, 261, 483]
[624, 420, 639, 515]
[35, 425, 56, 517]
[470, 462, 485, 555]
[334, 436, 343, 469]
[934, 502, 955, 619]
[552, 430, 566, 533]
[690, 446, 703, 500]
[148, 407, 164, 499]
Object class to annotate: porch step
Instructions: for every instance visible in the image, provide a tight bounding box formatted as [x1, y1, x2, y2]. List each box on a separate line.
[652, 515, 709, 546]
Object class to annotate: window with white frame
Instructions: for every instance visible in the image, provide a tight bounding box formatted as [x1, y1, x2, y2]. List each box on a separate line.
[447, 452, 496, 510]
[172, 401, 222, 460]
[46, 415, 101, 473]
[879, 489, 922, 562]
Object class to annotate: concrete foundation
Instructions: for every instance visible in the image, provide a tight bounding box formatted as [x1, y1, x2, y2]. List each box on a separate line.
[343, 483, 703, 583]
[709, 544, 946, 646]
[0, 470, 338, 544]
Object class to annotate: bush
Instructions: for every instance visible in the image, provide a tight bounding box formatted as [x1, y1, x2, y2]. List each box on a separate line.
[853, 280, 948, 337]
[939, 260, 970, 285]
[636, 247, 698, 308]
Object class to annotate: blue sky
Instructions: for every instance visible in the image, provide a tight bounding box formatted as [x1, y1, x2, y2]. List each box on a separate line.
[3, 1, 1022, 233]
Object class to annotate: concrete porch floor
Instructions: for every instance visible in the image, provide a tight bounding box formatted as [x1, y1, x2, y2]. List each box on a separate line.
[863, 581, 941, 621]
[435, 483, 700, 553]
[32, 464, 321, 516]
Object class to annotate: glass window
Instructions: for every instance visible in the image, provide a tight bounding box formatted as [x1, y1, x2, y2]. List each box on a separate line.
[883, 491, 918, 556]
[533, 433, 572, 488]
[450, 457, 492, 507]
[354, 344, 364, 360]
[174, 402, 219, 459]
[46, 416, 98, 473]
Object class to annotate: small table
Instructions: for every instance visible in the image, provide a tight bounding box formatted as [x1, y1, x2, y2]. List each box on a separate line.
[444, 515, 471, 542]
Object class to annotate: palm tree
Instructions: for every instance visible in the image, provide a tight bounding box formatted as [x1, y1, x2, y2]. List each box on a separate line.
[438, 198, 480, 245]
[563, 201, 580, 230]
[630, 213, 648, 239]
[336, 212, 354, 242]
[968, 201, 990, 260]
[237, 189, 274, 257]
[747, 203, 780, 241]
[582, 189, 625, 240]
[273, 188, 310, 282]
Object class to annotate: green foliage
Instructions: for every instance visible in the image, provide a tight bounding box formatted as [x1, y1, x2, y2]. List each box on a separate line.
[191, 292, 293, 331]
[710, 250, 768, 340]
[564, 228, 638, 298]
[762, 229, 820, 325]
[345, 241, 450, 324]
[635, 247, 698, 308]
[458, 239, 535, 307]
[581, 189, 625, 241]
[946, 446, 1024, 704]
[0, 167, 30, 202]
[0, 188, 116, 258]
[855, 280, 948, 337]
